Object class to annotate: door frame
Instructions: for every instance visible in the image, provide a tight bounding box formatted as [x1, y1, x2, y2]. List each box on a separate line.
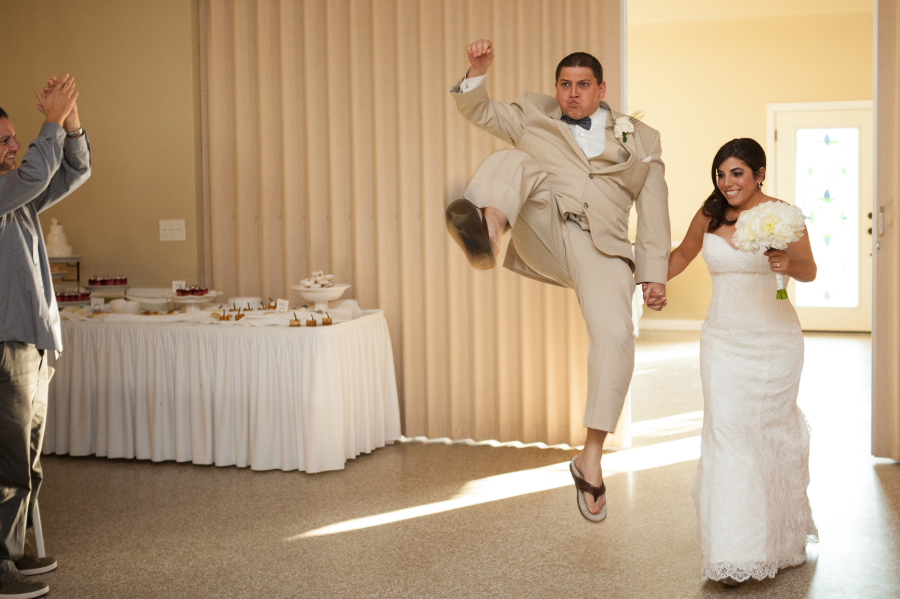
[767, 102, 874, 331]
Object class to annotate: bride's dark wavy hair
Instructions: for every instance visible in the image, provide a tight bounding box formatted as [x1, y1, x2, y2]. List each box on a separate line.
[702, 138, 766, 232]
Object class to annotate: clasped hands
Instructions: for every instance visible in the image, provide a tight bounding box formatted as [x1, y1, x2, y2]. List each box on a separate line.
[33, 75, 80, 133]
[642, 282, 667, 311]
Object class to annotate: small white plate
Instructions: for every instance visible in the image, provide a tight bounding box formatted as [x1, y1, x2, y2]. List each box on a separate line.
[87, 284, 131, 292]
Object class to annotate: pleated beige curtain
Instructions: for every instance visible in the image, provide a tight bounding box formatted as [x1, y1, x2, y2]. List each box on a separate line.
[873, 0, 900, 462]
[199, 0, 624, 447]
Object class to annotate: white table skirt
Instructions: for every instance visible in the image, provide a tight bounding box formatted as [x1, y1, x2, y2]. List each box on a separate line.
[43, 311, 401, 473]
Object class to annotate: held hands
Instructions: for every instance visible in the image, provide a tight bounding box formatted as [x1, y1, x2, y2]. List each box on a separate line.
[764, 249, 790, 274]
[642, 282, 668, 312]
[641, 283, 669, 312]
[34, 75, 80, 131]
[466, 39, 494, 78]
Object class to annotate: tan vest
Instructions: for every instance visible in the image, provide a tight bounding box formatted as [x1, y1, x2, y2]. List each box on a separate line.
[561, 113, 629, 231]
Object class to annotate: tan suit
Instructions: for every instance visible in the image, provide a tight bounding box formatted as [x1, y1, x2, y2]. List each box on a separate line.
[451, 79, 670, 432]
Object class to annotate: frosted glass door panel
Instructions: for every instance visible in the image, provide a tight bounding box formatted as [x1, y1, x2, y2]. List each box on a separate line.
[773, 105, 872, 332]
[793, 128, 860, 308]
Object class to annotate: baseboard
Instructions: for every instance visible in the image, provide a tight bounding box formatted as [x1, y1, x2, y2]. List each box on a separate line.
[639, 319, 704, 331]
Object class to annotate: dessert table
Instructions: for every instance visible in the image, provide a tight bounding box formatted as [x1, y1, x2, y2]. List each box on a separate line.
[42, 309, 401, 473]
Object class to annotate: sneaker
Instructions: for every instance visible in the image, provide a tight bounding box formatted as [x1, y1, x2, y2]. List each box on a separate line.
[0, 570, 49, 598]
[12, 555, 57, 576]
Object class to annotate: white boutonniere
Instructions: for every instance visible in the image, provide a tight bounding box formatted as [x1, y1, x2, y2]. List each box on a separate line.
[607, 111, 644, 143]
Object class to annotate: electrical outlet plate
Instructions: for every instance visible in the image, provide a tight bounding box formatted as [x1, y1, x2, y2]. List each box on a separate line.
[160, 220, 186, 241]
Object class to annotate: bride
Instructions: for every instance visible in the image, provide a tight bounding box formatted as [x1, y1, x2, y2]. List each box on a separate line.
[667, 138, 819, 585]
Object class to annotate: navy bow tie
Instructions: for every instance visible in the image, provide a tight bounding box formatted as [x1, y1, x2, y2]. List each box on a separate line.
[561, 114, 592, 130]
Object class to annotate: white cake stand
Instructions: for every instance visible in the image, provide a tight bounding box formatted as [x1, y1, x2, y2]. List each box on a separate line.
[166, 292, 221, 312]
[290, 284, 351, 311]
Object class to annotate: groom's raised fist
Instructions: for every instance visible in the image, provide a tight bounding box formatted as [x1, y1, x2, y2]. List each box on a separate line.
[466, 39, 494, 77]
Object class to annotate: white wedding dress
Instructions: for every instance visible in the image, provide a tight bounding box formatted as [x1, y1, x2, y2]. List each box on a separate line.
[694, 233, 818, 582]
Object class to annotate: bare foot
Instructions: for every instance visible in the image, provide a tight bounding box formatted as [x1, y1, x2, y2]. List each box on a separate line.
[482, 206, 507, 255]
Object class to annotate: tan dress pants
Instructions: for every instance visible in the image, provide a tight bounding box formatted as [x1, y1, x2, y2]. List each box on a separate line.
[463, 150, 635, 432]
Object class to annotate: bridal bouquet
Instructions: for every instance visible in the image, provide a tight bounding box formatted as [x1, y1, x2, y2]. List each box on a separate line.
[732, 201, 806, 300]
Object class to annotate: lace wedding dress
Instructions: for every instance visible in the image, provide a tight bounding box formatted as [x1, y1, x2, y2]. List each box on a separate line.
[694, 233, 819, 582]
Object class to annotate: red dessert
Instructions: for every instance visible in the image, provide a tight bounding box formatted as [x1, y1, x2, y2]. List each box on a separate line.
[56, 288, 91, 303]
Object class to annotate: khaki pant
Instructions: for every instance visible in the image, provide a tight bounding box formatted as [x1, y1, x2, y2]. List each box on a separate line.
[0, 342, 50, 573]
[464, 150, 635, 432]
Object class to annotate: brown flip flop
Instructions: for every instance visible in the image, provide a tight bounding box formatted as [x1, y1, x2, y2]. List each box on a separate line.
[570, 457, 607, 522]
[445, 198, 496, 270]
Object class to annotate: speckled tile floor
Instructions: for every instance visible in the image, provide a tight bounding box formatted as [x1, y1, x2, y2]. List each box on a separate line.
[30, 332, 900, 598]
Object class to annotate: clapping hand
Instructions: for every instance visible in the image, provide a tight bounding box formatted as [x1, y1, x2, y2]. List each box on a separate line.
[34, 75, 80, 131]
[466, 39, 494, 77]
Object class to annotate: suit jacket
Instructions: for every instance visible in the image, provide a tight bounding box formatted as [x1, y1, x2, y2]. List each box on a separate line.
[451, 78, 670, 285]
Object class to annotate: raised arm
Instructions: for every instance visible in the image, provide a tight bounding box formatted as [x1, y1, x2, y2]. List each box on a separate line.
[450, 40, 527, 145]
[0, 74, 70, 217]
[668, 207, 710, 281]
[0, 75, 91, 217]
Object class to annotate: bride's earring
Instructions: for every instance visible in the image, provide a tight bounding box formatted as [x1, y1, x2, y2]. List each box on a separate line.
[758, 181, 764, 188]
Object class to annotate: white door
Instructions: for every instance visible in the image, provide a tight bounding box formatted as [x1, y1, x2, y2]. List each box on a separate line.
[772, 103, 873, 332]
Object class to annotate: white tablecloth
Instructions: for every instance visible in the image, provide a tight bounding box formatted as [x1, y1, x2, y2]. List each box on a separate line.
[43, 311, 401, 473]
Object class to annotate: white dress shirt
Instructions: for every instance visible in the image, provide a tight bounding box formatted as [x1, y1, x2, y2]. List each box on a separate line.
[460, 74, 607, 158]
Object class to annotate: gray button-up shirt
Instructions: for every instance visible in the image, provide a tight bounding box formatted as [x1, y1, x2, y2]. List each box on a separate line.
[0, 122, 92, 353]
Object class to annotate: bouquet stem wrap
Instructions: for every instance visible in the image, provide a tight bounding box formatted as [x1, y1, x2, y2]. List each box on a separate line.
[732, 202, 806, 300]
[775, 273, 788, 300]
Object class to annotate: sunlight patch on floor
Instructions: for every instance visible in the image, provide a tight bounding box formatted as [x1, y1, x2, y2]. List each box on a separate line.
[287, 435, 700, 540]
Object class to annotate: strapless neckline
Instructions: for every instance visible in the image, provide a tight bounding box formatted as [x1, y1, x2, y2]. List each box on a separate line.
[704, 232, 739, 252]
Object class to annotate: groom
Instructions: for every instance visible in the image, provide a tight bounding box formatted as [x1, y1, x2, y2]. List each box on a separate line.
[446, 40, 670, 519]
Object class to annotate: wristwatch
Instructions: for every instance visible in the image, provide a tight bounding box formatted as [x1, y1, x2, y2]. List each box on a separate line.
[65, 128, 84, 138]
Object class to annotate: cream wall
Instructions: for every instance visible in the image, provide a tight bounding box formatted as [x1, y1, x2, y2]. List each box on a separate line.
[2, 0, 203, 288]
[628, 3, 874, 322]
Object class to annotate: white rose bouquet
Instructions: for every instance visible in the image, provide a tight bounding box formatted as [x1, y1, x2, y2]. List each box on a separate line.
[732, 201, 807, 300]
